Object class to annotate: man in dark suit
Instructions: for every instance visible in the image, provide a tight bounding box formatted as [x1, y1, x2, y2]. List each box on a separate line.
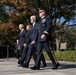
[30, 9, 59, 70]
[22, 15, 46, 68]
[17, 24, 26, 65]
[17, 25, 31, 66]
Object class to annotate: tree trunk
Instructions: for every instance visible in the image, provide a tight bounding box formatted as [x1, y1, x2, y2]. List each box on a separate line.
[56, 35, 61, 52]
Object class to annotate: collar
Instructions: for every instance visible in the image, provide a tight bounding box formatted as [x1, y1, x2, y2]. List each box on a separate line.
[41, 16, 45, 19]
[33, 22, 36, 26]
[21, 29, 24, 32]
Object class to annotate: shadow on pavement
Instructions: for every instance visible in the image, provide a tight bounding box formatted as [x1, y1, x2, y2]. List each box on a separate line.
[45, 62, 76, 70]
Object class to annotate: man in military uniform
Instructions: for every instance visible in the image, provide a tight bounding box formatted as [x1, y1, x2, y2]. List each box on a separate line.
[30, 8, 59, 70]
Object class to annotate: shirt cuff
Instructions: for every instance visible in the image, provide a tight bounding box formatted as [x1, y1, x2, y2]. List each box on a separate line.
[44, 31, 49, 35]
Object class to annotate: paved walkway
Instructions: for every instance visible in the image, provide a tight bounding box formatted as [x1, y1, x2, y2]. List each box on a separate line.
[0, 58, 76, 75]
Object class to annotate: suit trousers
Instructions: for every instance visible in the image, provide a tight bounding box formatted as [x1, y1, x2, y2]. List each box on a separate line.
[23, 44, 36, 66]
[24, 43, 46, 66]
[18, 47, 28, 64]
[35, 41, 57, 68]
[20, 45, 24, 55]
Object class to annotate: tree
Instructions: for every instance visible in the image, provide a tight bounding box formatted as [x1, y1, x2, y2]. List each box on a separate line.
[0, 0, 76, 52]
[65, 25, 76, 50]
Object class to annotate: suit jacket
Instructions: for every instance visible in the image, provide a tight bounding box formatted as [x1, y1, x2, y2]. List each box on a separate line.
[38, 15, 53, 42]
[30, 22, 38, 42]
[24, 30, 31, 45]
[19, 29, 26, 46]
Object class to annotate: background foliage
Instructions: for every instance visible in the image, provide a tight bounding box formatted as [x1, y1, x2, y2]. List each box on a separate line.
[0, 0, 76, 57]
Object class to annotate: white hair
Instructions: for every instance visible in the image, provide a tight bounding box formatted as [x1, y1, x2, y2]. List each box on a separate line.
[30, 15, 36, 20]
[19, 24, 24, 28]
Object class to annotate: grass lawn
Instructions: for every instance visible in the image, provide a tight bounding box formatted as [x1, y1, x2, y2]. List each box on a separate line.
[43, 51, 76, 62]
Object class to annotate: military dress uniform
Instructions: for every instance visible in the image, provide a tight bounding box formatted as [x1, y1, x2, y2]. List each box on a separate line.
[31, 14, 58, 70]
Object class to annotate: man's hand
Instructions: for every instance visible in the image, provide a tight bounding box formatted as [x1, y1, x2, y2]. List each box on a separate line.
[41, 34, 45, 39]
[16, 40, 19, 45]
[31, 41, 35, 45]
[23, 44, 27, 47]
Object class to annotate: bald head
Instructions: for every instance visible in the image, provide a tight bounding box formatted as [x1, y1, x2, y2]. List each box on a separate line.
[19, 24, 24, 30]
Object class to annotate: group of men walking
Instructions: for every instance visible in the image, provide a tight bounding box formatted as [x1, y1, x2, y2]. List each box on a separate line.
[16, 8, 60, 70]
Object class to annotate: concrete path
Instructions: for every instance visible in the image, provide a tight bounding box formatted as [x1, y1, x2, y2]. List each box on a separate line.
[0, 58, 76, 75]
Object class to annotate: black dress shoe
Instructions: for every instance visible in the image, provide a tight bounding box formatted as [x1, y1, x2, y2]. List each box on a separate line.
[52, 66, 58, 70]
[52, 63, 60, 70]
[30, 66, 40, 70]
[21, 64, 28, 68]
[52, 64, 59, 70]
[57, 63, 60, 66]
[40, 64, 47, 68]
[18, 58, 21, 64]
